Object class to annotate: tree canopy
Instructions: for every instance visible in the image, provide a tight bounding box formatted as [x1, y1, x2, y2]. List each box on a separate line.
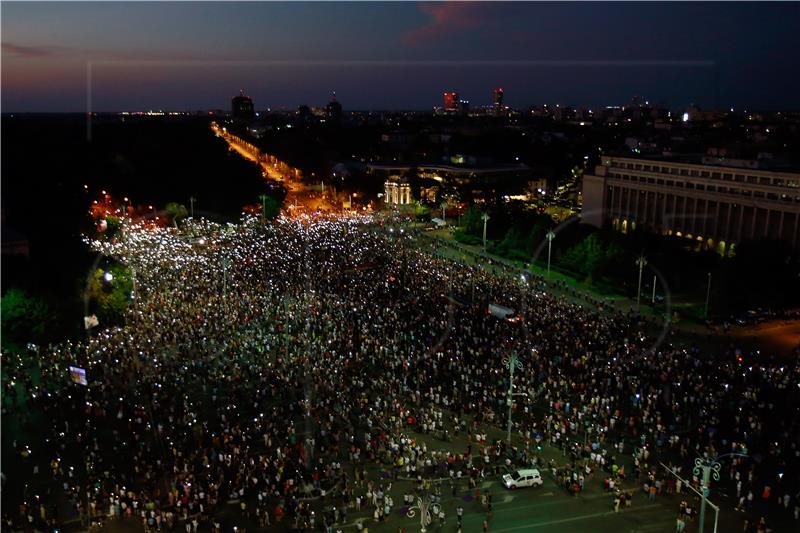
[1, 288, 50, 347]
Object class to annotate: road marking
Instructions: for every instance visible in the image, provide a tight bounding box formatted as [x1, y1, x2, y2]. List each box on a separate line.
[489, 504, 661, 531]
[491, 491, 610, 509]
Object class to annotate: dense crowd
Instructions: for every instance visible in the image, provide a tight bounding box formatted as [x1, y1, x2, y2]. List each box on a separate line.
[2, 214, 799, 533]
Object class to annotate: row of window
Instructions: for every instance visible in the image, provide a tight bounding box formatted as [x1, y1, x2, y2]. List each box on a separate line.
[608, 173, 800, 203]
[607, 187, 796, 209]
[607, 160, 799, 188]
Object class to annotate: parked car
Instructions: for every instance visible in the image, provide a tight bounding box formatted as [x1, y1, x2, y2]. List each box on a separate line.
[502, 468, 543, 489]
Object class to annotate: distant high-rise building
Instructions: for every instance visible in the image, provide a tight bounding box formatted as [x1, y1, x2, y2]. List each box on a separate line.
[443, 92, 459, 111]
[326, 91, 343, 121]
[493, 87, 504, 115]
[231, 90, 255, 122]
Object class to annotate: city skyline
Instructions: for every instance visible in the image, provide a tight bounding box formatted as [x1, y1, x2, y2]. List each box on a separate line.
[3, 1, 800, 112]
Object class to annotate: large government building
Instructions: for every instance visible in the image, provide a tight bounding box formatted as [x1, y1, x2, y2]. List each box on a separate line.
[582, 156, 800, 255]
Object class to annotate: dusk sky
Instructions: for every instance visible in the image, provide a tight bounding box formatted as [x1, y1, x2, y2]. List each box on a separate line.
[2, 1, 799, 112]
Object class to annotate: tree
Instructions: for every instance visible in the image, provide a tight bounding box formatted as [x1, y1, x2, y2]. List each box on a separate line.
[561, 233, 607, 279]
[500, 226, 526, 253]
[525, 220, 549, 256]
[461, 206, 484, 236]
[259, 194, 282, 219]
[1, 288, 50, 346]
[165, 202, 188, 228]
[105, 215, 122, 238]
[87, 265, 133, 326]
[722, 239, 799, 310]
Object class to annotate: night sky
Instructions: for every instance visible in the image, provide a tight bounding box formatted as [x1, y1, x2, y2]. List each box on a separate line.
[2, 1, 799, 112]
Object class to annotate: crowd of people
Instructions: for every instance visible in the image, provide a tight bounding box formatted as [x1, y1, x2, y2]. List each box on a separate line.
[1, 213, 799, 533]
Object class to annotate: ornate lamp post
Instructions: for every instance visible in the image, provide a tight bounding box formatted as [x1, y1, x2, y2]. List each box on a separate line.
[692, 453, 747, 533]
[407, 492, 440, 533]
[502, 351, 525, 444]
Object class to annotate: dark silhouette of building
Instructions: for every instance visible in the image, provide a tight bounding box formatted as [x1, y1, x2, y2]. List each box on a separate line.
[326, 92, 343, 122]
[443, 92, 458, 111]
[231, 90, 255, 122]
[493, 87, 504, 115]
[297, 105, 314, 124]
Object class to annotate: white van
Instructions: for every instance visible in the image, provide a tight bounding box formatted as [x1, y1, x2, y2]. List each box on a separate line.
[502, 468, 543, 489]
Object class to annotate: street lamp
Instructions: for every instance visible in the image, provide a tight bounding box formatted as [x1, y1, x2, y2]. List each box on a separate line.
[482, 213, 490, 252]
[635, 255, 647, 307]
[546, 230, 555, 277]
[502, 351, 524, 444]
[440, 200, 448, 225]
[692, 453, 748, 533]
[259, 194, 270, 219]
[189, 196, 196, 219]
[651, 275, 657, 304]
[704, 272, 712, 319]
[407, 490, 440, 533]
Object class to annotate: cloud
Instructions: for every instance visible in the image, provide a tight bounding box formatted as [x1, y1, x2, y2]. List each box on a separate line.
[403, 2, 490, 46]
[2, 42, 63, 58]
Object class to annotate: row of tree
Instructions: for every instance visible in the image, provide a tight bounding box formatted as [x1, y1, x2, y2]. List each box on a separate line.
[456, 204, 800, 314]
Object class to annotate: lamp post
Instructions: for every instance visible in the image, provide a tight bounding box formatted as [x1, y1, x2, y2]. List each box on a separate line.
[259, 194, 269, 219]
[635, 255, 647, 307]
[660, 462, 719, 533]
[441, 201, 448, 225]
[502, 351, 524, 444]
[704, 272, 712, 319]
[691, 453, 748, 533]
[482, 213, 490, 252]
[407, 489, 440, 533]
[546, 230, 555, 277]
[651, 274, 657, 304]
[189, 196, 196, 219]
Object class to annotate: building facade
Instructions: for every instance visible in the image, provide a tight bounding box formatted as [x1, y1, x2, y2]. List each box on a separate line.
[582, 156, 800, 255]
[493, 87, 504, 115]
[384, 176, 412, 205]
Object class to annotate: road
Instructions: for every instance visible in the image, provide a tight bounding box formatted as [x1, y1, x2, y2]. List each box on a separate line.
[211, 122, 300, 191]
[211, 122, 345, 215]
